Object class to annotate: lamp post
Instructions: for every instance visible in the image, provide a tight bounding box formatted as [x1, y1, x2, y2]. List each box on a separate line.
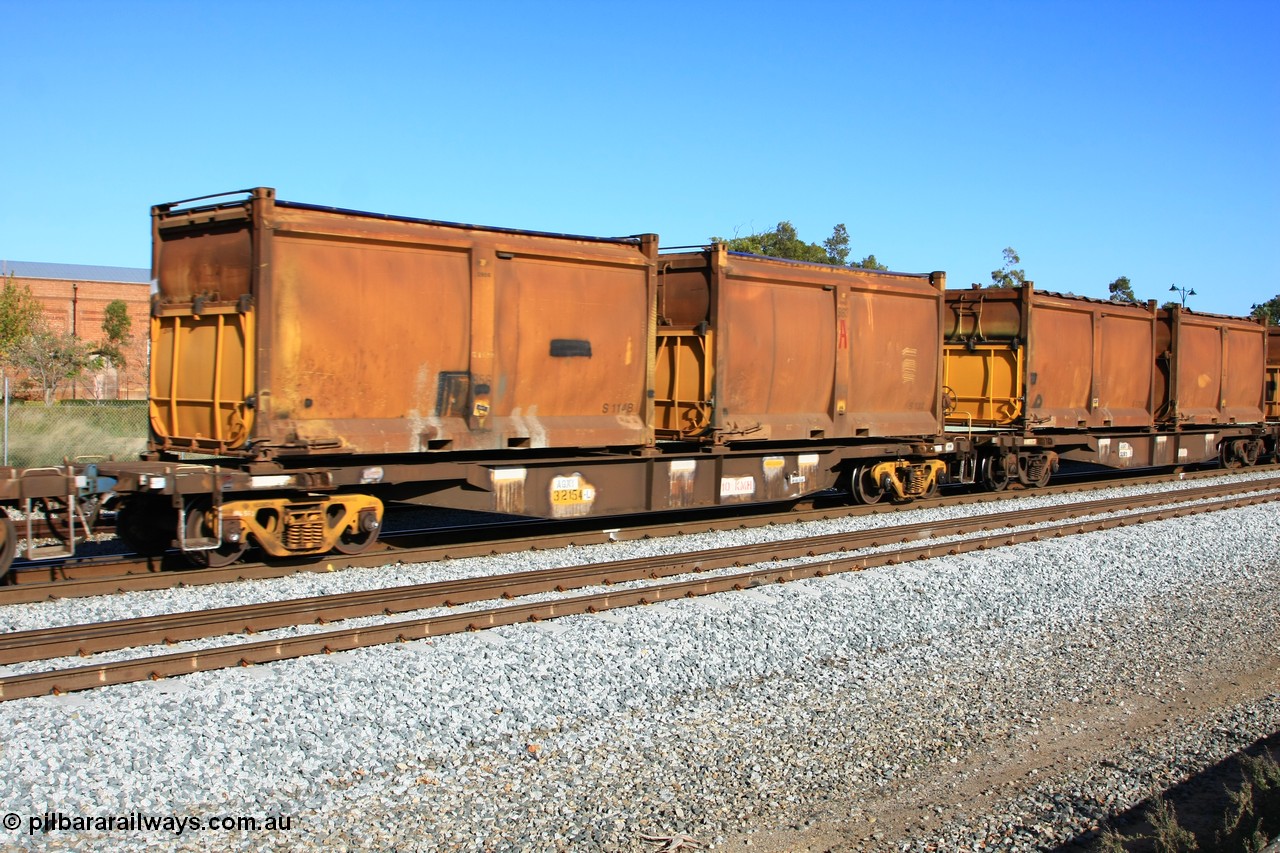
[1168, 284, 1196, 308]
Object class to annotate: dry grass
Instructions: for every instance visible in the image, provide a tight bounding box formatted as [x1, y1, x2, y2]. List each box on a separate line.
[2, 401, 148, 467]
[1096, 751, 1280, 852]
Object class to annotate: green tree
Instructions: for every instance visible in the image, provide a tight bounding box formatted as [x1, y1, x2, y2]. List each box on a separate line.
[989, 247, 1027, 289]
[1108, 275, 1138, 304]
[714, 221, 884, 268]
[11, 320, 91, 406]
[88, 299, 134, 399]
[715, 221, 829, 264]
[822, 223, 850, 265]
[0, 273, 43, 367]
[98, 299, 132, 364]
[0, 273, 44, 402]
[1250, 294, 1280, 325]
[853, 254, 889, 271]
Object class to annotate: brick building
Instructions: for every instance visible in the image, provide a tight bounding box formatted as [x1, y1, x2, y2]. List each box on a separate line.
[0, 260, 152, 401]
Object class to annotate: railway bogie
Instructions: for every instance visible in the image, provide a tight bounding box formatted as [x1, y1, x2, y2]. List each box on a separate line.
[847, 458, 949, 504]
[46, 461, 387, 568]
[972, 448, 1059, 491]
[0, 465, 106, 578]
[178, 493, 384, 564]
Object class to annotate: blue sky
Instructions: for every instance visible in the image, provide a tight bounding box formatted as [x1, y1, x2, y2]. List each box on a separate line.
[2, 1, 1277, 316]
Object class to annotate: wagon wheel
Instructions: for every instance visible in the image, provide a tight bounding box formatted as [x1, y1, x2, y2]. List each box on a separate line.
[115, 495, 176, 557]
[1218, 442, 1243, 470]
[0, 516, 16, 583]
[851, 465, 883, 505]
[982, 455, 1011, 491]
[920, 472, 941, 499]
[184, 500, 249, 568]
[39, 495, 102, 541]
[332, 507, 381, 555]
[1242, 441, 1261, 467]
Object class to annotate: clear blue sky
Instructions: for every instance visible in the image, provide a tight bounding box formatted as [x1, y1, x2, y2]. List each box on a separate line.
[3, 1, 1277, 316]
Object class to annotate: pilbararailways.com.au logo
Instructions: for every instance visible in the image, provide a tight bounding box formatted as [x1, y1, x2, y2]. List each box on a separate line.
[5, 811, 293, 836]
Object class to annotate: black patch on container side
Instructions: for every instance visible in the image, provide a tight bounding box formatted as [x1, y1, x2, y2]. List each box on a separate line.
[436, 371, 471, 418]
[550, 339, 592, 358]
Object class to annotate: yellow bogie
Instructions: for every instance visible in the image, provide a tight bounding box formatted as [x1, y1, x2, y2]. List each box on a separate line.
[205, 494, 383, 558]
[867, 459, 946, 501]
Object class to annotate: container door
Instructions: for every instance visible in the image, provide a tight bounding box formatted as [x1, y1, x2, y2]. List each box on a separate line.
[150, 302, 255, 454]
[150, 206, 257, 454]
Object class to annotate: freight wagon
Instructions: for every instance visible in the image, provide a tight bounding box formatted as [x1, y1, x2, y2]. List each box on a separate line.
[943, 284, 1269, 488]
[88, 189, 953, 568]
[0, 188, 1274, 578]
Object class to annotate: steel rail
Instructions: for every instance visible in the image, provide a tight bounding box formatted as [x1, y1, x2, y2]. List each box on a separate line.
[0, 473, 1269, 660]
[3, 465, 1272, 604]
[0, 478, 1270, 666]
[0, 487, 1274, 701]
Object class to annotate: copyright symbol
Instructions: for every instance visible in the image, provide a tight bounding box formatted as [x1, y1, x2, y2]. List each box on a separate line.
[2, 813, 19, 831]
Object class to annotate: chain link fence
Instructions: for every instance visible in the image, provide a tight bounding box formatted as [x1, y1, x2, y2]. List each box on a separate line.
[3, 399, 149, 468]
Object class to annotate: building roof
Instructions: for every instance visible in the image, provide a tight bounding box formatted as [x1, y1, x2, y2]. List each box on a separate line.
[0, 260, 151, 284]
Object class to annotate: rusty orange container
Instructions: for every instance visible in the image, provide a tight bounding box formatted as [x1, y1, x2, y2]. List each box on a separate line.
[944, 286, 1159, 430]
[656, 246, 945, 443]
[149, 188, 657, 457]
[1155, 307, 1267, 425]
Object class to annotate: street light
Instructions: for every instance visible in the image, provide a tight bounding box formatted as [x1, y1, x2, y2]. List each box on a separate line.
[1169, 283, 1196, 308]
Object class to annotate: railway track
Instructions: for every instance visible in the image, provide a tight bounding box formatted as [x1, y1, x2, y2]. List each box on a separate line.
[1, 475, 1275, 702]
[4, 463, 1273, 604]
